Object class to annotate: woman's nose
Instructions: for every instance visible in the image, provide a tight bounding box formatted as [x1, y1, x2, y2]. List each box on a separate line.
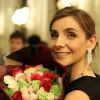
[55, 36, 66, 48]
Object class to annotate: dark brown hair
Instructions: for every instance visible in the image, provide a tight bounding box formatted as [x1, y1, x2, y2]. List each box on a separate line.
[50, 6, 95, 39]
[10, 30, 27, 44]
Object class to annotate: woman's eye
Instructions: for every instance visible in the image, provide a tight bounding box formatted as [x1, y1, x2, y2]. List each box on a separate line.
[50, 31, 58, 39]
[67, 32, 76, 39]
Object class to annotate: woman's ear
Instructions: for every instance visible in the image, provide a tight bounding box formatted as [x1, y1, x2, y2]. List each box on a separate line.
[88, 34, 97, 50]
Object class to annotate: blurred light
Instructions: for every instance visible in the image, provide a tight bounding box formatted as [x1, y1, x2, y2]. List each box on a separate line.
[57, 0, 71, 9]
[0, 14, 4, 35]
[57, 0, 78, 9]
[12, 7, 29, 25]
[61, 0, 71, 6]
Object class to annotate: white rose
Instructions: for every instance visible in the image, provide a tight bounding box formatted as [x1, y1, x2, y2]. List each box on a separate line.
[47, 92, 55, 100]
[8, 82, 19, 91]
[15, 73, 26, 81]
[30, 92, 38, 100]
[36, 87, 44, 96]
[35, 64, 43, 71]
[26, 73, 31, 81]
[28, 86, 35, 93]
[4, 75, 15, 84]
[36, 71, 43, 76]
[22, 91, 30, 100]
[24, 68, 36, 75]
[20, 86, 28, 93]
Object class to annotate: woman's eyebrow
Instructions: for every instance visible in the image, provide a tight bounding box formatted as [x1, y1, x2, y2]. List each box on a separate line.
[64, 28, 78, 32]
[50, 29, 58, 33]
[50, 28, 78, 33]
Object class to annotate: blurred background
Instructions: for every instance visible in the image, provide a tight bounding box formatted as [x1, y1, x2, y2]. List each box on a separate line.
[0, 0, 100, 74]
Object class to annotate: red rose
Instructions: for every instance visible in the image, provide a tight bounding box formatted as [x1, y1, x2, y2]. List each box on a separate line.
[13, 67, 23, 77]
[43, 71, 58, 81]
[12, 91, 23, 100]
[31, 73, 42, 80]
[40, 80, 52, 92]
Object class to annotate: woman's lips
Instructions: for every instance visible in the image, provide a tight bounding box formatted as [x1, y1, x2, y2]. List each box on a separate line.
[53, 52, 71, 57]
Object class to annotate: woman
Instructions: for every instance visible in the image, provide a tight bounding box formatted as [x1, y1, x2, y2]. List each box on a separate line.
[49, 6, 100, 100]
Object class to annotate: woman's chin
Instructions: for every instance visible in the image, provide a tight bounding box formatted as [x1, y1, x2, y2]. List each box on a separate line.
[55, 59, 70, 67]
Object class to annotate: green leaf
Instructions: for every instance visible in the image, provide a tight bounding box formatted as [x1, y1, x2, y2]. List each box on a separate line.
[29, 80, 40, 92]
[41, 67, 49, 72]
[50, 85, 62, 97]
[5, 88, 14, 96]
[39, 91, 48, 100]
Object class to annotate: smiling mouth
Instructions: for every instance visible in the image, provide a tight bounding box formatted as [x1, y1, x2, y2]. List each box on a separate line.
[53, 52, 71, 57]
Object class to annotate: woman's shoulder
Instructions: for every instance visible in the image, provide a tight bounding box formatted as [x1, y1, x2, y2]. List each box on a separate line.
[64, 90, 90, 100]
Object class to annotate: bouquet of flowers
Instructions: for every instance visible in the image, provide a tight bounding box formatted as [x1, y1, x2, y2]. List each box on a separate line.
[2, 64, 63, 100]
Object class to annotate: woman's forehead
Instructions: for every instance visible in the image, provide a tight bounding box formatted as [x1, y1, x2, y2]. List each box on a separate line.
[51, 16, 82, 31]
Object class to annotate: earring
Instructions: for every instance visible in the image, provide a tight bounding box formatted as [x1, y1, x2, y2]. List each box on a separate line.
[87, 49, 92, 64]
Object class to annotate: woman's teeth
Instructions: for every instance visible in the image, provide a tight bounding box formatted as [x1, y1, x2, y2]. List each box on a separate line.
[55, 52, 71, 57]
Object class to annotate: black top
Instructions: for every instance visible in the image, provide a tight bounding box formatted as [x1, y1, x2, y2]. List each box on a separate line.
[64, 75, 100, 100]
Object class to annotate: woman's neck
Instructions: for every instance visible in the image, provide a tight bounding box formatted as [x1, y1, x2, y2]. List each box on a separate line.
[69, 61, 96, 83]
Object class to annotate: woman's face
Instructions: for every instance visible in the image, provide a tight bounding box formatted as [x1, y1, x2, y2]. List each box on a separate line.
[49, 16, 90, 66]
